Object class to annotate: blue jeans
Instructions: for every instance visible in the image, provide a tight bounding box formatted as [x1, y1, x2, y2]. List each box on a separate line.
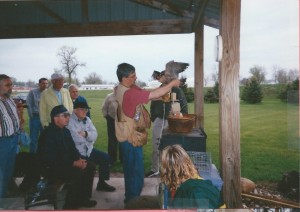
[29, 114, 43, 153]
[0, 134, 18, 197]
[120, 141, 144, 203]
[85, 148, 110, 184]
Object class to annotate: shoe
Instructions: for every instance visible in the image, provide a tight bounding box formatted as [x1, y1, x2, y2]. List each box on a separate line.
[145, 171, 159, 178]
[81, 199, 97, 208]
[96, 181, 116, 192]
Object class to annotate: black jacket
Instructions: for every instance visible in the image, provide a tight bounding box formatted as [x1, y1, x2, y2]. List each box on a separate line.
[38, 123, 81, 169]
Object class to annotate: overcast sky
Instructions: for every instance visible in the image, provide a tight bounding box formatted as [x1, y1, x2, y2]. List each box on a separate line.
[0, 0, 298, 85]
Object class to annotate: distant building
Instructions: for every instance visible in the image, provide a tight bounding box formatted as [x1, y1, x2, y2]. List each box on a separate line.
[79, 84, 116, 90]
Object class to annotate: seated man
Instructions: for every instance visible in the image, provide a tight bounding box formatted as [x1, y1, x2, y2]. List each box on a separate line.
[66, 99, 116, 192]
[38, 105, 97, 209]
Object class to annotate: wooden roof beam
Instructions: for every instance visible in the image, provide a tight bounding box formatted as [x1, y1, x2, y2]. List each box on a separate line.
[0, 19, 193, 39]
[130, 0, 194, 18]
[31, 1, 67, 24]
[192, 0, 209, 31]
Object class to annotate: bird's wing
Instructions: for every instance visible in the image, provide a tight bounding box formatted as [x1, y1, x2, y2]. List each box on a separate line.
[165, 60, 189, 81]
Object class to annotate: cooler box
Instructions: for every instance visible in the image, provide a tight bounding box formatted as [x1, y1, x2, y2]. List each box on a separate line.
[159, 128, 206, 152]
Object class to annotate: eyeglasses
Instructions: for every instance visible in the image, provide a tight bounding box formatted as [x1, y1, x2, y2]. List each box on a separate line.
[56, 113, 70, 118]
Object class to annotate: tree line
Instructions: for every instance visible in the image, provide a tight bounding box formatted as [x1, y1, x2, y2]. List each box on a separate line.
[204, 65, 299, 104]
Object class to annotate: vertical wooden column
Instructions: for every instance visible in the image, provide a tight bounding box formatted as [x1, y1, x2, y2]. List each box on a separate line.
[194, 23, 204, 129]
[219, 0, 242, 208]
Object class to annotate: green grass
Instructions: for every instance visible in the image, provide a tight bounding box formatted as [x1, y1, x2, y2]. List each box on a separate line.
[22, 90, 299, 183]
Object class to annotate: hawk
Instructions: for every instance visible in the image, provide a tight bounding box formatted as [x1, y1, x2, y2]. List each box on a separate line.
[164, 60, 189, 83]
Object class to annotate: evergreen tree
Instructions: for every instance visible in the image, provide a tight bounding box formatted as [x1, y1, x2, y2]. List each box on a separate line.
[278, 78, 299, 104]
[241, 77, 263, 104]
[204, 88, 218, 103]
[204, 81, 219, 103]
[180, 77, 194, 103]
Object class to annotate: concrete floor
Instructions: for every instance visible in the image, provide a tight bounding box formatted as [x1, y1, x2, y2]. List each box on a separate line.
[2, 176, 161, 210]
[86, 176, 160, 210]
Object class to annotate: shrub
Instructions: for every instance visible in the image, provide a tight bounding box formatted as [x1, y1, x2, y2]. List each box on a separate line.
[278, 78, 299, 104]
[241, 77, 263, 104]
[204, 88, 218, 103]
[180, 77, 194, 103]
[204, 81, 219, 103]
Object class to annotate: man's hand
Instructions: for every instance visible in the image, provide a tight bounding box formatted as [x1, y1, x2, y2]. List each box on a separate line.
[73, 158, 87, 170]
[78, 131, 86, 137]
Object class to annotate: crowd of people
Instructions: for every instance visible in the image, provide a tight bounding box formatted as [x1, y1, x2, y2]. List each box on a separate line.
[0, 62, 223, 209]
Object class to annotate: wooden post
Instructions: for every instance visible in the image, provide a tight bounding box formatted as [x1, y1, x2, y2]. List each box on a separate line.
[194, 22, 204, 129]
[219, 0, 242, 208]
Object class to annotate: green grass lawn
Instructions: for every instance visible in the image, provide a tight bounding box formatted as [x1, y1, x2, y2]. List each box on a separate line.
[22, 89, 299, 183]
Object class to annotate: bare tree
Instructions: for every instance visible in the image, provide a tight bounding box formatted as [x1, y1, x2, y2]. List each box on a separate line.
[249, 65, 266, 84]
[288, 68, 299, 82]
[272, 66, 288, 84]
[84, 72, 103, 84]
[57, 46, 86, 85]
[204, 75, 210, 87]
[211, 71, 218, 83]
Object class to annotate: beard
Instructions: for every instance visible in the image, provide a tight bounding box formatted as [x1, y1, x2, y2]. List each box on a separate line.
[4, 90, 12, 98]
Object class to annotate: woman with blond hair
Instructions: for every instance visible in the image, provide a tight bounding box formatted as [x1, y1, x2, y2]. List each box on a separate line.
[160, 144, 223, 209]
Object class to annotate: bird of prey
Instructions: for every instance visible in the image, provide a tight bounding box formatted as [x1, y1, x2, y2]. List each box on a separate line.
[164, 60, 189, 83]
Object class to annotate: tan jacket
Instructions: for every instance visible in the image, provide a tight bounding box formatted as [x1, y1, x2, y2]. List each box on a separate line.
[39, 86, 73, 127]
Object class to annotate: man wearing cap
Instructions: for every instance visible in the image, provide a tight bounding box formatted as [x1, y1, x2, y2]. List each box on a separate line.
[68, 84, 91, 118]
[67, 99, 116, 192]
[39, 73, 73, 127]
[38, 105, 97, 209]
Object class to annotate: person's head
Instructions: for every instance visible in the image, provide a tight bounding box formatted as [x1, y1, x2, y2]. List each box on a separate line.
[0, 74, 13, 98]
[68, 84, 79, 100]
[73, 100, 90, 120]
[158, 71, 166, 83]
[50, 105, 70, 128]
[160, 145, 199, 191]
[51, 73, 64, 91]
[116, 63, 136, 86]
[38, 78, 48, 91]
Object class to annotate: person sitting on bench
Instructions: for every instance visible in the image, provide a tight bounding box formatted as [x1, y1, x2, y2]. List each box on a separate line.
[38, 105, 97, 209]
[67, 99, 116, 192]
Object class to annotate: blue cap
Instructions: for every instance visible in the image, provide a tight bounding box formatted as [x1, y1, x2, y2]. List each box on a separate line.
[51, 105, 68, 118]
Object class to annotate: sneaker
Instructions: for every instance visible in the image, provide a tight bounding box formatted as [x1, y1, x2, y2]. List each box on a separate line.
[96, 181, 116, 192]
[145, 171, 159, 178]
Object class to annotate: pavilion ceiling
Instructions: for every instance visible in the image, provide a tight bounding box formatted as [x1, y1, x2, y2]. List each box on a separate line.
[0, 0, 219, 39]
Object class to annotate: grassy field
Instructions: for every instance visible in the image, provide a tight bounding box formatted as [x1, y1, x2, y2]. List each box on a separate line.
[22, 89, 299, 183]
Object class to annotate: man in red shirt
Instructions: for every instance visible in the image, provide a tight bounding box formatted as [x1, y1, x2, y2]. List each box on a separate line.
[115, 63, 180, 204]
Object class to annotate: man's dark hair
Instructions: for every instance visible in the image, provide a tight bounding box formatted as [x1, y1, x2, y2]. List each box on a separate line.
[0, 74, 10, 82]
[116, 63, 135, 82]
[39, 78, 48, 84]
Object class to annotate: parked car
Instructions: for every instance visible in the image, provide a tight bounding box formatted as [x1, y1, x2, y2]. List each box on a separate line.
[12, 92, 28, 107]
